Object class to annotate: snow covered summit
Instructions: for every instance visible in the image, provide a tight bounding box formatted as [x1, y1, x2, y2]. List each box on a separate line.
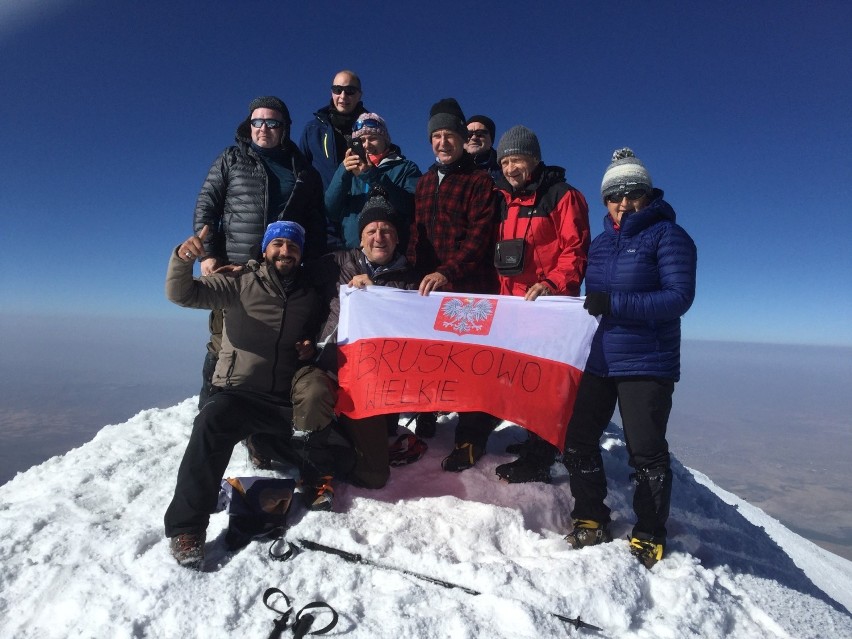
[1, 399, 850, 638]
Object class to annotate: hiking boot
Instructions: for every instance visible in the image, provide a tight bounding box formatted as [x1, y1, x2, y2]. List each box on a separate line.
[389, 434, 428, 466]
[169, 532, 205, 570]
[304, 475, 334, 511]
[441, 442, 483, 472]
[565, 519, 612, 549]
[416, 412, 437, 438]
[505, 438, 532, 456]
[244, 435, 272, 470]
[495, 457, 552, 484]
[629, 535, 665, 569]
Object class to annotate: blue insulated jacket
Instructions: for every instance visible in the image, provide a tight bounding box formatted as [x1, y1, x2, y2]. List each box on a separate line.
[584, 190, 697, 380]
[324, 146, 421, 252]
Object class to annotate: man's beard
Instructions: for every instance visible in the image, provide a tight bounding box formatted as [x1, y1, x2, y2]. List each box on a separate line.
[272, 258, 296, 278]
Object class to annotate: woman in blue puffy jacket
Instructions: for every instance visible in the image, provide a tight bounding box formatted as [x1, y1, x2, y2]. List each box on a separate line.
[562, 148, 697, 569]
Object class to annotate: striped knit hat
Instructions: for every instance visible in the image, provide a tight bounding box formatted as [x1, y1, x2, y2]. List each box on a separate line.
[600, 148, 653, 203]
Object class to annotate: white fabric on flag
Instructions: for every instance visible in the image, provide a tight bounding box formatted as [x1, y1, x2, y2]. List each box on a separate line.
[336, 287, 599, 449]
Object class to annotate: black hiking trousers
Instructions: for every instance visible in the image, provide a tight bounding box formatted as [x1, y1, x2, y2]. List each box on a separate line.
[563, 373, 674, 540]
[164, 390, 297, 538]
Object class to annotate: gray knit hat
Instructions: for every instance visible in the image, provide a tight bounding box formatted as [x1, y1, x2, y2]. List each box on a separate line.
[600, 148, 652, 203]
[248, 96, 291, 124]
[427, 98, 468, 140]
[496, 125, 541, 161]
[357, 189, 399, 236]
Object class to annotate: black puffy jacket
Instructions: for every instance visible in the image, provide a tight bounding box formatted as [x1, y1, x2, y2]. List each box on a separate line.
[193, 120, 326, 264]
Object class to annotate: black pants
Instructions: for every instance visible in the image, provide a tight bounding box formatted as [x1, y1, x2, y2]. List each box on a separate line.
[164, 391, 297, 538]
[454, 411, 500, 449]
[563, 374, 674, 539]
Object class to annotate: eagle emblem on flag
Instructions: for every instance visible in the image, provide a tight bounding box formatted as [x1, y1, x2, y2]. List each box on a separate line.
[434, 297, 497, 336]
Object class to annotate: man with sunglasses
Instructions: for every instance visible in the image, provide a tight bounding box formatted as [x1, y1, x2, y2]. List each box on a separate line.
[324, 112, 421, 252]
[299, 70, 368, 249]
[299, 72, 366, 187]
[193, 96, 326, 407]
[464, 115, 501, 182]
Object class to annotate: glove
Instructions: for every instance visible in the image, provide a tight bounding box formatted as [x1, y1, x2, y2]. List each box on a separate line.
[584, 292, 611, 316]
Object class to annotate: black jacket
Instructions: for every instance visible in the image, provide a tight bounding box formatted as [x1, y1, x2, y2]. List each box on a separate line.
[193, 119, 326, 265]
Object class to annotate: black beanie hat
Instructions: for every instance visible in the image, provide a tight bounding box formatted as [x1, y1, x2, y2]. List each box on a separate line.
[427, 98, 467, 139]
[248, 96, 291, 124]
[466, 115, 496, 140]
[357, 187, 399, 236]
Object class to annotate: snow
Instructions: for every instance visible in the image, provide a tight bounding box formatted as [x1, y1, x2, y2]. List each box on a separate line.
[1, 399, 850, 638]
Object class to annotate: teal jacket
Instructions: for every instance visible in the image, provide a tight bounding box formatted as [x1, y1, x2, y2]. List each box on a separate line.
[324, 146, 421, 252]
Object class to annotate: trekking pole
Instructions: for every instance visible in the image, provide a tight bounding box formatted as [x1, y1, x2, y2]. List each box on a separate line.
[297, 538, 478, 594]
[295, 538, 602, 632]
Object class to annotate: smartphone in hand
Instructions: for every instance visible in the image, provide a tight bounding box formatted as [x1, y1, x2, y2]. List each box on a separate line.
[349, 139, 367, 163]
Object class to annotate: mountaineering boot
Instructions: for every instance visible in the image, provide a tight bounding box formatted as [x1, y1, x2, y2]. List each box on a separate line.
[497, 433, 557, 483]
[505, 436, 532, 456]
[441, 442, 483, 472]
[495, 457, 552, 483]
[389, 434, 428, 466]
[565, 519, 612, 549]
[304, 475, 334, 511]
[629, 534, 665, 569]
[243, 435, 273, 470]
[169, 531, 206, 570]
[415, 412, 437, 438]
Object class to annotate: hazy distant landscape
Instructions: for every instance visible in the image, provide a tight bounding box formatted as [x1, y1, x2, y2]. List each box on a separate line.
[1, 314, 850, 560]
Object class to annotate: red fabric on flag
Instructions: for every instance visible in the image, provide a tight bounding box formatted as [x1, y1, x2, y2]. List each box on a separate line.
[334, 287, 598, 450]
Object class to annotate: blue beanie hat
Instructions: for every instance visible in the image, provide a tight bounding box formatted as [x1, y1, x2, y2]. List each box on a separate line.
[261, 221, 305, 254]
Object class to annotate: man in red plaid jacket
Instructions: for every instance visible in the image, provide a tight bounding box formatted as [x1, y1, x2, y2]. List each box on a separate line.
[406, 97, 501, 472]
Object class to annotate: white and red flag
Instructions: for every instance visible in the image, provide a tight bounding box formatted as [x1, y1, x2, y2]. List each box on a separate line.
[335, 287, 599, 450]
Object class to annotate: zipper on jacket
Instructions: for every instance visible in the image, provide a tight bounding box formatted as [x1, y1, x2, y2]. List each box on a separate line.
[225, 352, 237, 387]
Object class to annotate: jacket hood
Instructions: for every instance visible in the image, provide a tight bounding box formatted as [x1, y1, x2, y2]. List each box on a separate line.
[604, 188, 674, 236]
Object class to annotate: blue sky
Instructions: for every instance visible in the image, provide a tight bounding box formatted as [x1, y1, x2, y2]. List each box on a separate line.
[1, 0, 850, 345]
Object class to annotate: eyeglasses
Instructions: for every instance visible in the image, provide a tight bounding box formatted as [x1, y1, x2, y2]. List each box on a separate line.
[250, 119, 284, 129]
[331, 85, 360, 96]
[467, 129, 489, 139]
[605, 189, 649, 204]
[353, 118, 382, 132]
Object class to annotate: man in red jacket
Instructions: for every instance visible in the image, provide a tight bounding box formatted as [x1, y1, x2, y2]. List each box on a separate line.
[492, 125, 591, 483]
[407, 98, 500, 472]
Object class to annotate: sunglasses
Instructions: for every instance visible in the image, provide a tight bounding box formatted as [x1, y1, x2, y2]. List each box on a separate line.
[331, 85, 360, 96]
[353, 118, 382, 132]
[250, 119, 284, 129]
[605, 189, 649, 204]
[467, 129, 489, 139]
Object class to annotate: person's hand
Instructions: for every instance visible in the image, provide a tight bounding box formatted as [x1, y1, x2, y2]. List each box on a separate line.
[342, 149, 370, 176]
[295, 339, 316, 361]
[348, 274, 373, 289]
[199, 257, 219, 275]
[583, 292, 611, 316]
[524, 282, 553, 301]
[179, 225, 209, 264]
[211, 264, 244, 275]
[418, 272, 448, 295]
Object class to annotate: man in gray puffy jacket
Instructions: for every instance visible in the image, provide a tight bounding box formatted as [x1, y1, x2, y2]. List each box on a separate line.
[192, 96, 326, 407]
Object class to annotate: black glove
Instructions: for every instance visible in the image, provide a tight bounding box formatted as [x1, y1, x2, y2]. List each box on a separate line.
[584, 292, 611, 316]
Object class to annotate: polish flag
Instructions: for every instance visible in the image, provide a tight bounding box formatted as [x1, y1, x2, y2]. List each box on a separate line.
[335, 287, 599, 450]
